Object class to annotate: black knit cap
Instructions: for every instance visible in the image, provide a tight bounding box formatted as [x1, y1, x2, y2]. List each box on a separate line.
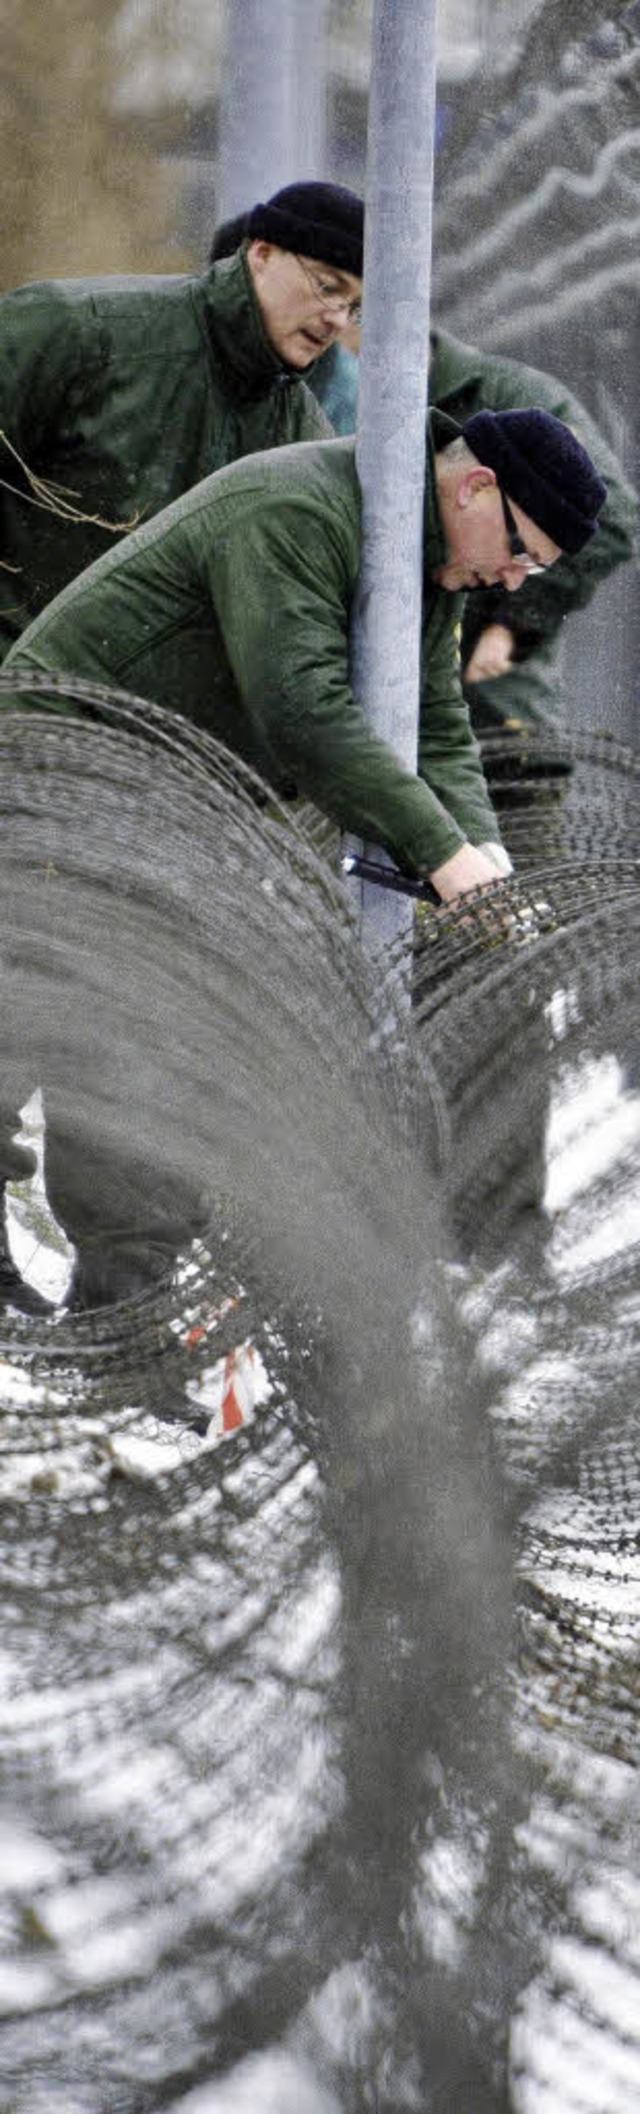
[462, 408, 607, 554]
[247, 181, 364, 278]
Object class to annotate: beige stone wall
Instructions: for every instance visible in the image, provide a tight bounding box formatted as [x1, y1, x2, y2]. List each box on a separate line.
[0, 0, 543, 290]
[0, 0, 183, 288]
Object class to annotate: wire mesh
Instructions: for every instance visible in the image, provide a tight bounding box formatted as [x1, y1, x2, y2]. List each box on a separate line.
[0, 677, 639, 2109]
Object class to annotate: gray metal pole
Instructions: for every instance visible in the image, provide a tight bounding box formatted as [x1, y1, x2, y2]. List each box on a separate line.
[217, 0, 297, 218]
[292, 0, 330, 180]
[218, 0, 329, 219]
[348, 0, 439, 954]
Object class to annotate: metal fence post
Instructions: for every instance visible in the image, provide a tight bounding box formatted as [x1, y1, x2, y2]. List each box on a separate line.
[218, 0, 329, 217]
[348, 0, 439, 956]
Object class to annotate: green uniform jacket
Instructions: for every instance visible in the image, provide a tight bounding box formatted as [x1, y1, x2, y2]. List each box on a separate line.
[0, 248, 330, 659]
[5, 418, 501, 877]
[312, 327, 637, 666]
[427, 327, 637, 668]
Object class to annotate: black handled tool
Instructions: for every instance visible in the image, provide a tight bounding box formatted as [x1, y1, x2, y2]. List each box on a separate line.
[341, 852, 439, 904]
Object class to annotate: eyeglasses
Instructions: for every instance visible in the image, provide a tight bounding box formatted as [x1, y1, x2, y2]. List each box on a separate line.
[295, 254, 362, 325]
[500, 489, 548, 575]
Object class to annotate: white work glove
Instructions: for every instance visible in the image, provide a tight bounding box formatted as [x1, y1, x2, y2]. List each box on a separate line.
[476, 841, 513, 878]
[429, 841, 511, 906]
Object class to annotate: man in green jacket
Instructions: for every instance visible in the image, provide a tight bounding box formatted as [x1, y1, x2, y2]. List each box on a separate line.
[7, 407, 606, 902]
[1, 405, 606, 1311]
[0, 180, 363, 659]
[209, 214, 636, 734]
[308, 328, 637, 733]
[430, 329, 637, 734]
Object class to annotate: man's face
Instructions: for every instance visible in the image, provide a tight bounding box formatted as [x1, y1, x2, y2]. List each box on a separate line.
[248, 240, 362, 367]
[434, 468, 561, 592]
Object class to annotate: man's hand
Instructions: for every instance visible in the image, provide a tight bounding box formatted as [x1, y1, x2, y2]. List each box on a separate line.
[463, 623, 514, 684]
[429, 841, 511, 905]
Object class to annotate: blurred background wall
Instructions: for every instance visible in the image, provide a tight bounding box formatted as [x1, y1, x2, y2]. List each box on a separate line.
[1, 0, 540, 281]
[432, 0, 640, 739]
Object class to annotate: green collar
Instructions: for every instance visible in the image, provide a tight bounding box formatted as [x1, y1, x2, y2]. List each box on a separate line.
[199, 244, 301, 401]
[424, 408, 461, 575]
[429, 327, 487, 397]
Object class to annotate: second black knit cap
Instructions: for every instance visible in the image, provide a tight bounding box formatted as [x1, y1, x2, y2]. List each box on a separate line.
[462, 408, 607, 554]
[248, 181, 364, 278]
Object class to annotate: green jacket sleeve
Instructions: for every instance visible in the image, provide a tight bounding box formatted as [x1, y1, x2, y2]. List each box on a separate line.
[0, 284, 90, 652]
[196, 488, 496, 874]
[0, 281, 89, 465]
[418, 596, 501, 844]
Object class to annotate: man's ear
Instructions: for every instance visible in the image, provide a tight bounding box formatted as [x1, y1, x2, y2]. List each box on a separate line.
[246, 238, 273, 276]
[457, 465, 497, 509]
